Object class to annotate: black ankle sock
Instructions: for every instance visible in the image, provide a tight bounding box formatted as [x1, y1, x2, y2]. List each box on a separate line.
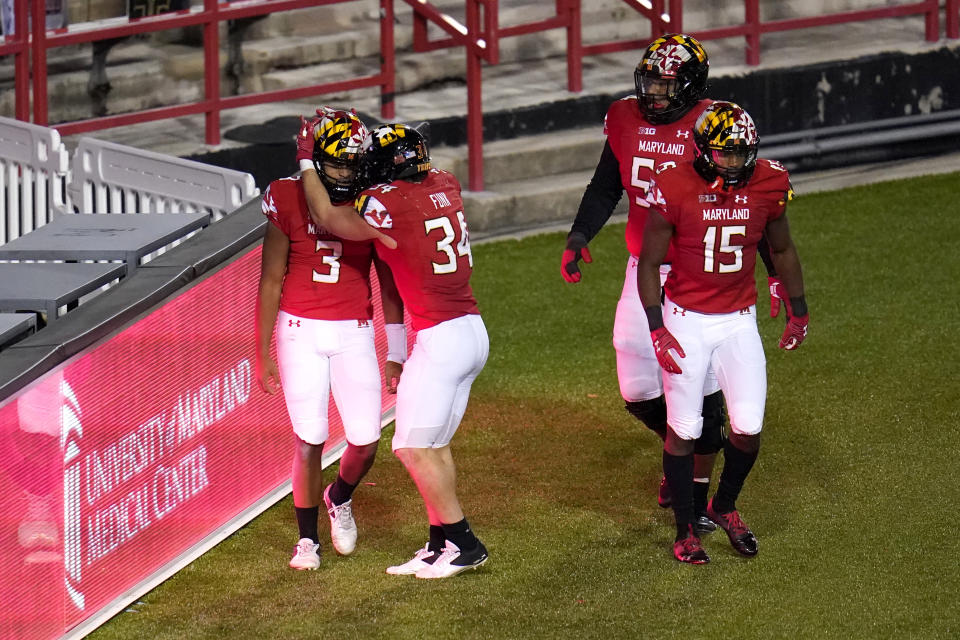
[693, 479, 710, 516]
[441, 518, 479, 552]
[329, 475, 358, 506]
[428, 525, 445, 554]
[663, 450, 694, 540]
[295, 506, 319, 543]
[713, 440, 760, 514]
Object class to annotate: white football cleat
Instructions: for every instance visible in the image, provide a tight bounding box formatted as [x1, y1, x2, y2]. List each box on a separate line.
[386, 545, 438, 575]
[324, 484, 357, 556]
[289, 538, 320, 570]
[415, 540, 488, 579]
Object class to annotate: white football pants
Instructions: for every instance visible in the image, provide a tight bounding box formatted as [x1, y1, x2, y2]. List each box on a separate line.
[276, 311, 382, 446]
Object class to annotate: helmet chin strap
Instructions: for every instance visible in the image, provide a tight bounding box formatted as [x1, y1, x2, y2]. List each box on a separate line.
[708, 176, 726, 191]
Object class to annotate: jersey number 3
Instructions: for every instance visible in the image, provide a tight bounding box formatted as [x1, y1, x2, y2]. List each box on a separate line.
[312, 240, 342, 283]
[425, 211, 473, 274]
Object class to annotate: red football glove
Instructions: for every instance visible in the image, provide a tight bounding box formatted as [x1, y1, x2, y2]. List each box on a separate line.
[650, 326, 685, 374]
[778, 313, 809, 350]
[295, 115, 318, 163]
[561, 233, 592, 283]
[768, 276, 789, 318]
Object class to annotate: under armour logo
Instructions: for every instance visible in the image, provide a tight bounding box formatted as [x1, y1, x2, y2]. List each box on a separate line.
[288, 319, 301, 327]
[735, 194, 748, 204]
[676, 129, 690, 139]
[672, 307, 686, 316]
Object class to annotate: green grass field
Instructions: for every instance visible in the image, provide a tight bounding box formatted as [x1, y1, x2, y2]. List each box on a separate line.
[91, 171, 960, 639]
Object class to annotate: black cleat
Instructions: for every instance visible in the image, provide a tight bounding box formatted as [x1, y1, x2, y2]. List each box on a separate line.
[673, 525, 710, 564]
[706, 499, 758, 557]
[693, 514, 717, 536]
[658, 476, 672, 508]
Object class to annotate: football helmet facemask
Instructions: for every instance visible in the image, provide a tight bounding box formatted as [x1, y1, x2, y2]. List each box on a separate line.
[362, 124, 431, 186]
[635, 33, 709, 125]
[312, 107, 368, 204]
[692, 101, 759, 190]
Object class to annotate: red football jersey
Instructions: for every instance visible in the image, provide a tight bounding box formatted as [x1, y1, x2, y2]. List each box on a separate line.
[356, 169, 480, 330]
[261, 176, 374, 320]
[605, 96, 712, 257]
[646, 159, 793, 313]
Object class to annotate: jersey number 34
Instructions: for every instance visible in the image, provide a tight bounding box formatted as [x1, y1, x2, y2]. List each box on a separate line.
[425, 211, 473, 274]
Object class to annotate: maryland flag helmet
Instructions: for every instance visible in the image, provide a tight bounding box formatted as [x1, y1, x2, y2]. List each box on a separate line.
[362, 123, 431, 186]
[312, 107, 368, 203]
[635, 33, 709, 124]
[692, 101, 759, 190]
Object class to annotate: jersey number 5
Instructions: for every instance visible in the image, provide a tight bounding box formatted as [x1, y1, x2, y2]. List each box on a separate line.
[425, 211, 473, 274]
[702, 226, 745, 273]
[630, 156, 654, 208]
[312, 240, 342, 283]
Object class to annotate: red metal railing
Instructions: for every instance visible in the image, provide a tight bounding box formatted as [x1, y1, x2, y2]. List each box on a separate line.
[581, 0, 943, 67]
[3, 0, 395, 145]
[0, 0, 31, 120]
[3, 0, 958, 191]
[948, 0, 959, 39]
[574, 0, 670, 58]
[403, 0, 580, 190]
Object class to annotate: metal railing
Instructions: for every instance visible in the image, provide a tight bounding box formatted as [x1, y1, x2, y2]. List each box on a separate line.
[3, 1, 957, 191]
[581, 0, 943, 66]
[402, 0, 580, 190]
[1, 0, 396, 144]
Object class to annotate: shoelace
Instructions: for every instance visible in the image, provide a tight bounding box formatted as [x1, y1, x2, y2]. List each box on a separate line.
[330, 502, 353, 522]
[433, 547, 458, 565]
[296, 541, 316, 556]
[723, 511, 749, 537]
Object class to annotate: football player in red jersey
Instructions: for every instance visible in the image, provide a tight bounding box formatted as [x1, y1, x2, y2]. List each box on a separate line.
[560, 34, 724, 532]
[355, 124, 490, 579]
[256, 109, 403, 570]
[637, 102, 808, 564]
[294, 107, 397, 250]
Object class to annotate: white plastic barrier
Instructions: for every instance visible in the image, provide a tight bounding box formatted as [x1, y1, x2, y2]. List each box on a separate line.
[0, 116, 71, 245]
[67, 137, 260, 221]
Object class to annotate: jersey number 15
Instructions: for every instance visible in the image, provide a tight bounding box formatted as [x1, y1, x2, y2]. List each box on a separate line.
[702, 226, 745, 273]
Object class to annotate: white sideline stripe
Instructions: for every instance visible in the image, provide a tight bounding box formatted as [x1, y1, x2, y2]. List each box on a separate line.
[62, 405, 398, 640]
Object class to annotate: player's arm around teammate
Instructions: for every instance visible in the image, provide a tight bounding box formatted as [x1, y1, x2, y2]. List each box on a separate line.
[256, 109, 389, 571]
[295, 108, 397, 249]
[356, 123, 490, 579]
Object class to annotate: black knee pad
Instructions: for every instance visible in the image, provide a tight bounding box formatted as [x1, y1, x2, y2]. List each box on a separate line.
[624, 396, 667, 439]
[695, 390, 727, 455]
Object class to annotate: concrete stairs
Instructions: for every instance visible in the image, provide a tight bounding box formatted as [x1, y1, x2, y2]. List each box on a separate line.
[431, 128, 622, 237]
[0, 0, 687, 123]
[2, 0, 953, 239]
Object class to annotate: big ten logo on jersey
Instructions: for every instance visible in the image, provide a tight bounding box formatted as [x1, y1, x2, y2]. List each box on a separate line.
[428, 191, 452, 210]
[425, 210, 473, 275]
[637, 126, 657, 136]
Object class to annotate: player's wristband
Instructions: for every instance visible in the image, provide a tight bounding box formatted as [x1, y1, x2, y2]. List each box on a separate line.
[644, 305, 664, 331]
[385, 323, 407, 364]
[299, 159, 314, 173]
[789, 295, 808, 317]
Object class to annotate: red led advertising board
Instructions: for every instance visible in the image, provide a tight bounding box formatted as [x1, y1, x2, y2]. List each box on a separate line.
[0, 246, 398, 639]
